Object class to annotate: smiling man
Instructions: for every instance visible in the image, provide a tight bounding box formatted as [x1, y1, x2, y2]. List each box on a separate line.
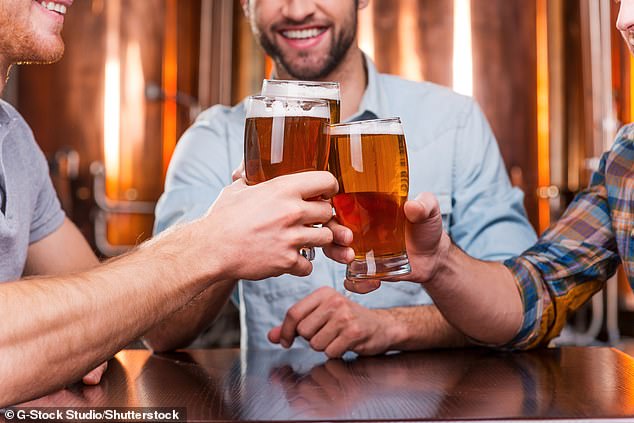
[0, 0, 340, 406]
[152, 0, 536, 357]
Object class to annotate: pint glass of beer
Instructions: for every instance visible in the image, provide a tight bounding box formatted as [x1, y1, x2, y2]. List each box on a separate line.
[329, 118, 411, 279]
[244, 95, 331, 260]
[261, 79, 341, 124]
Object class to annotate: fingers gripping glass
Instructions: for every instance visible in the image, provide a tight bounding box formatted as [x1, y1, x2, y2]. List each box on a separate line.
[243, 95, 331, 261]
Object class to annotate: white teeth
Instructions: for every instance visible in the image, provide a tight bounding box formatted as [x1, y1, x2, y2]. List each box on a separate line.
[282, 28, 325, 40]
[39, 1, 67, 15]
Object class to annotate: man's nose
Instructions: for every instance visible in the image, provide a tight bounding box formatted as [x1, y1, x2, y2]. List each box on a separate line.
[617, 1, 634, 33]
[282, 0, 317, 22]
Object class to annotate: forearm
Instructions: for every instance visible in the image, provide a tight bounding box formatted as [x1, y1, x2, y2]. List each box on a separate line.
[422, 234, 524, 345]
[142, 279, 237, 352]
[379, 304, 468, 351]
[0, 225, 220, 406]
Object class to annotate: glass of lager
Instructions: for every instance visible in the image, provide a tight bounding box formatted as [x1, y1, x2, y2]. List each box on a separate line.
[244, 95, 331, 260]
[329, 118, 411, 279]
[261, 79, 341, 124]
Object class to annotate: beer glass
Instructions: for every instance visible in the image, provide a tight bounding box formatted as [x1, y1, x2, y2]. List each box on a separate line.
[329, 118, 411, 279]
[244, 95, 331, 260]
[261, 79, 341, 124]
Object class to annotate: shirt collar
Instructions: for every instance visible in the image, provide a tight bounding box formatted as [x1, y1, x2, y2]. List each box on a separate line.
[347, 55, 390, 122]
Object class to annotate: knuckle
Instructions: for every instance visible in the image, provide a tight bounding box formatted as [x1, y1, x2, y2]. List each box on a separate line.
[353, 344, 368, 355]
[320, 203, 335, 221]
[339, 310, 354, 324]
[296, 322, 310, 339]
[309, 338, 325, 352]
[282, 251, 300, 268]
[285, 307, 301, 324]
[330, 295, 346, 308]
[316, 286, 335, 295]
[284, 203, 304, 225]
[346, 325, 363, 341]
[325, 346, 345, 359]
[321, 227, 334, 244]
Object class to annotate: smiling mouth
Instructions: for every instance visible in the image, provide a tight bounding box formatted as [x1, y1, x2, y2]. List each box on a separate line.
[280, 27, 328, 40]
[34, 1, 68, 15]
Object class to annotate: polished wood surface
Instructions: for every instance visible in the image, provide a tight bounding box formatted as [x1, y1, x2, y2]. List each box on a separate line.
[20, 347, 634, 422]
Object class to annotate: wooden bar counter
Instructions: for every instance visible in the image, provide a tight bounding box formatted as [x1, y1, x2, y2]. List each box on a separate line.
[13, 347, 634, 422]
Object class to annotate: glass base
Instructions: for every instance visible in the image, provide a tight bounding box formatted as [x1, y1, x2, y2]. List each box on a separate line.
[346, 252, 411, 280]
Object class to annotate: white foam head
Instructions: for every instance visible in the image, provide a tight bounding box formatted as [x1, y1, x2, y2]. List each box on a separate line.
[330, 118, 403, 136]
[261, 79, 340, 101]
[246, 96, 330, 119]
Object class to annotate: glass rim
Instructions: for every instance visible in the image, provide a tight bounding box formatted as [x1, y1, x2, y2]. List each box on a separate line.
[248, 95, 330, 107]
[263, 79, 340, 89]
[329, 117, 402, 129]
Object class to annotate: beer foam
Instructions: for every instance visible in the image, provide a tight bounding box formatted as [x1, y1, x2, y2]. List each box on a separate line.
[330, 119, 403, 136]
[246, 97, 330, 119]
[262, 80, 340, 100]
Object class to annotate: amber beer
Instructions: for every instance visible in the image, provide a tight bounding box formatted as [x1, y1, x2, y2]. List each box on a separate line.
[244, 96, 331, 185]
[261, 79, 341, 124]
[329, 118, 410, 279]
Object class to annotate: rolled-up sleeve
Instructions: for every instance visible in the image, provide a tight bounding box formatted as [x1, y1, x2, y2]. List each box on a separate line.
[502, 150, 620, 349]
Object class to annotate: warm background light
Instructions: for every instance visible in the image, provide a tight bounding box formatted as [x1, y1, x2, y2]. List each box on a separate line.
[103, 0, 121, 200]
[452, 0, 473, 96]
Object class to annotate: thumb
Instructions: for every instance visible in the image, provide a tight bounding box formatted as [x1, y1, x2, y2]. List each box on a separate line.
[403, 192, 444, 256]
[268, 326, 282, 344]
[404, 192, 441, 224]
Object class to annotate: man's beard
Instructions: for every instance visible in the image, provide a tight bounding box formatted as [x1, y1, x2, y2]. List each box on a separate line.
[0, 27, 64, 66]
[257, 20, 357, 80]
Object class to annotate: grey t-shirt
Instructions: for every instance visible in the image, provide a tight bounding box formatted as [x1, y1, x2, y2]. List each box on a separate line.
[0, 99, 65, 282]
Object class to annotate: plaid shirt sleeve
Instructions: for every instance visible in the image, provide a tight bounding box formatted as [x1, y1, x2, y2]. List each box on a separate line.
[502, 144, 622, 350]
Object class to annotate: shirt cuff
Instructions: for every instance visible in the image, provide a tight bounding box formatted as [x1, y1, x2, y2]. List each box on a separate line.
[500, 255, 553, 350]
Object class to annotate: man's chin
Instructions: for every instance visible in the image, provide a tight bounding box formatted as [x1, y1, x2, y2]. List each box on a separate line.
[17, 41, 64, 65]
[279, 57, 334, 80]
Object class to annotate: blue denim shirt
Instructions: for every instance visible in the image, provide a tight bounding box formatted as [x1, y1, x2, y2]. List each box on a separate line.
[154, 57, 537, 350]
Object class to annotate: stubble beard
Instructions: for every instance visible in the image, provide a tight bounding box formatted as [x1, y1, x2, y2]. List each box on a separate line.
[0, 13, 64, 66]
[255, 15, 357, 80]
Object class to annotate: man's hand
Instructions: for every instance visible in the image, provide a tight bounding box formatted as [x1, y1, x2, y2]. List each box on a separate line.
[195, 171, 339, 282]
[324, 192, 451, 294]
[268, 287, 401, 358]
[81, 362, 108, 385]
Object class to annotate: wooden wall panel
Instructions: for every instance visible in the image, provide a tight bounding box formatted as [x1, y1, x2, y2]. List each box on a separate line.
[118, 0, 165, 202]
[16, 0, 201, 248]
[417, 0, 453, 87]
[231, 1, 265, 105]
[471, 0, 539, 226]
[372, 0, 402, 75]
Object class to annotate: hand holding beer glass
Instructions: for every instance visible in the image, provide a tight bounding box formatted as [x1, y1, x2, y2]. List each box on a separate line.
[244, 95, 331, 261]
[329, 118, 411, 279]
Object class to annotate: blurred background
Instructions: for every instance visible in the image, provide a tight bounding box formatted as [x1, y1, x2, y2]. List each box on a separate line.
[3, 0, 633, 350]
